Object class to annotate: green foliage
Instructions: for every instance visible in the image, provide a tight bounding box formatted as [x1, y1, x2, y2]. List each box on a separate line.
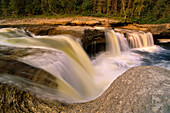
[154, 15, 170, 24]
[82, 0, 92, 11]
[0, 0, 169, 24]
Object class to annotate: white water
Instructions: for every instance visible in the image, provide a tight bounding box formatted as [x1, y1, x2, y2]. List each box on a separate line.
[0, 28, 113, 103]
[127, 32, 154, 48]
[0, 28, 169, 103]
[105, 30, 121, 56]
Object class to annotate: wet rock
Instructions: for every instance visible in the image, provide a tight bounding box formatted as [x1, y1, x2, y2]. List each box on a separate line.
[82, 29, 106, 56]
[0, 46, 58, 88]
[27, 26, 106, 56]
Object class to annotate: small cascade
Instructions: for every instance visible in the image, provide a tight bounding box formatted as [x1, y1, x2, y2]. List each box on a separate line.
[127, 31, 154, 48]
[146, 32, 154, 46]
[105, 29, 130, 56]
[105, 30, 121, 56]
[114, 32, 130, 51]
[91, 41, 97, 56]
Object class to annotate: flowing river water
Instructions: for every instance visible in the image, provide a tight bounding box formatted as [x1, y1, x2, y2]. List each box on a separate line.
[0, 28, 169, 103]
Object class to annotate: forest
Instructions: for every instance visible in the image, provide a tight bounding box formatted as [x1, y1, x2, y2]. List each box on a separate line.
[0, 0, 169, 24]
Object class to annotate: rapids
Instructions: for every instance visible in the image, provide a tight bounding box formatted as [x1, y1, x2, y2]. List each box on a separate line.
[0, 28, 169, 103]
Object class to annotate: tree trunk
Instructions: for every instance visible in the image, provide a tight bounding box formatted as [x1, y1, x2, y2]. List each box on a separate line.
[113, 0, 118, 13]
[121, 0, 126, 20]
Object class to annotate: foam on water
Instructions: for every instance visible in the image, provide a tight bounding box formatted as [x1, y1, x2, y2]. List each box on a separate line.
[0, 28, 169, 103]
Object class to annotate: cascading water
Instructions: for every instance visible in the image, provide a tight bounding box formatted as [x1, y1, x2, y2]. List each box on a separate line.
[105, 29, 130, 55]
[114, 31, 130, 51]
[0, 28, 169, 103]
[126, 31, 154, 48]
[0, 28, 114, 103]
[105, 30, 121, 56]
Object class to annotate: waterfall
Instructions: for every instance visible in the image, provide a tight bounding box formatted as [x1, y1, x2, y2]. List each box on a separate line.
[0, 28, 161, 104]
[114, 32, 130, 51]
[91, 41, 97, 56]
[105, 29, 130, 56]
[127, 32, 154, 48]
[0, 28, 114, 103]
[105, 30, 121, 56]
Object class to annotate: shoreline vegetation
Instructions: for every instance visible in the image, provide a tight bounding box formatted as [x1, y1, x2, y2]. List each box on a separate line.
[0, 0, 169, 24]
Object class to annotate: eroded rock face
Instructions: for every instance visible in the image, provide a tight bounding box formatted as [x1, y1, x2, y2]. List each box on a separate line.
[27, 26, 87, 39]
[27, 26, 106, 56]
[82, 29, 106, 56]
[0, 65, 169, 112]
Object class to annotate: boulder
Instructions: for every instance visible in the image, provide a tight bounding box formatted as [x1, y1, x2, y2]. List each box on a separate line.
[62, 66, 170, 113]
[0, 65, 169, 113]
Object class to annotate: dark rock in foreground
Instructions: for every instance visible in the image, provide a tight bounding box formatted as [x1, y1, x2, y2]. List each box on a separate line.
[0, 66, 169, 113]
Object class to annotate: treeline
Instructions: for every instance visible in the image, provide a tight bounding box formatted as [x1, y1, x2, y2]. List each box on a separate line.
[91, 0, 169, 23]
[0, 0, 169, 23]
[0, 0, 92, 16]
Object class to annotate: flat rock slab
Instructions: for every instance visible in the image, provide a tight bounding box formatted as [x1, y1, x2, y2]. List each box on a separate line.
[0, 17, 122, 27]
[0, 66, 169, 113]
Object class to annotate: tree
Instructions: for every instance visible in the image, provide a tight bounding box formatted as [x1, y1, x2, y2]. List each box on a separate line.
[82, 0, 92, 13]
